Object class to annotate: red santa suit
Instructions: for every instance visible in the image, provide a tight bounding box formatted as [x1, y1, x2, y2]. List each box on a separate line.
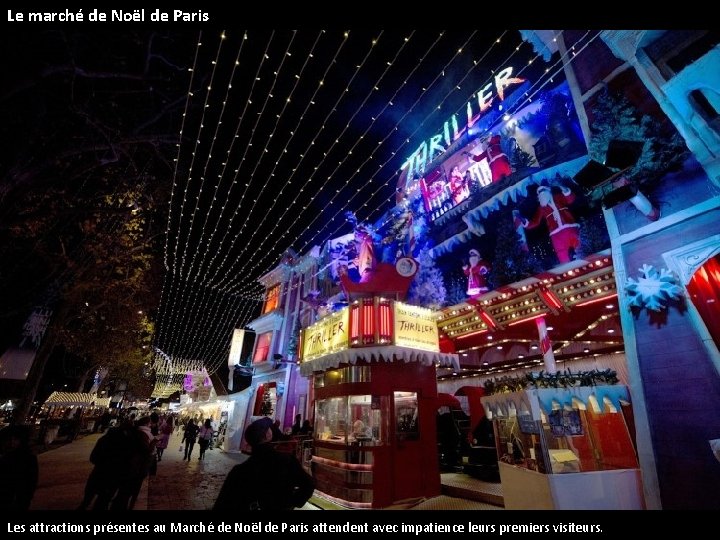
[523, 186, 580, 264]
[463, 250, 490, 296]
[471, 135, 512, 183]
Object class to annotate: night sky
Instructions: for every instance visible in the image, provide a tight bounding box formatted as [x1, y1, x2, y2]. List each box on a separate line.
[2, 20, 557, 383]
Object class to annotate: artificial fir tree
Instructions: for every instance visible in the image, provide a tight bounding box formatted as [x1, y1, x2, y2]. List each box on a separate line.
[445, 275, 467, 306]
[577, 214, 610, 257]
[489, 211, 544, 289]
[507, 138, 537, 171]
[407, 246, 447, 309]
[589, 88, 688, 186]
[285, 319, 301, 361]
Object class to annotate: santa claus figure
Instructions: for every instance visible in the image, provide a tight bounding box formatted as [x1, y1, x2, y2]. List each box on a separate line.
[521, 185, 580, 264]
[470, 135, 512, 183]
[463, 249, 490, 296]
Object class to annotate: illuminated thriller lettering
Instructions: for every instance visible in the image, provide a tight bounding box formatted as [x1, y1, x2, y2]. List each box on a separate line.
[398, 321, 435, 333]
[307, 322, 345, 347]
[402, 66, 525, 179]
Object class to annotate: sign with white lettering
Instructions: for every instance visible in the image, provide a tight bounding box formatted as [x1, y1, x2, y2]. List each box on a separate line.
[393, 301, 439, 352]
[301, 307, 349, 361]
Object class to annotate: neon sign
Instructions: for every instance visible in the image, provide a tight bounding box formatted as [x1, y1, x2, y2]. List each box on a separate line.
[401, 66, 525, 181]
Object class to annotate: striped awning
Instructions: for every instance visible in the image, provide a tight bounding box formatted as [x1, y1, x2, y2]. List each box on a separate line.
[43, 392, 110, 407]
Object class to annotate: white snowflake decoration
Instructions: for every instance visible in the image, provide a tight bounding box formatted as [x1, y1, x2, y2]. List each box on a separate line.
[625, 264, 683, 312]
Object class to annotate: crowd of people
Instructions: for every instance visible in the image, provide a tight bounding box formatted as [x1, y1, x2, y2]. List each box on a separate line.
[78, 411, 219, 510]
[0, 408, 316, 511]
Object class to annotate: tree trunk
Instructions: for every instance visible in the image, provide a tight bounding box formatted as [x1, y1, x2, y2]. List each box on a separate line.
[77, 367, 93, 393]
[11, 320, 59, 425]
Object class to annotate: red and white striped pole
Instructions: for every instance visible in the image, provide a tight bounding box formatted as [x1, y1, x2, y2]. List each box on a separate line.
[535, 316, 557, 374]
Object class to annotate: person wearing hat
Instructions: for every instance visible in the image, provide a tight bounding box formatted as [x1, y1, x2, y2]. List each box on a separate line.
[520, 184, 580, 264]
[213, 417, 315, 511]
[463, 249, 490, 296]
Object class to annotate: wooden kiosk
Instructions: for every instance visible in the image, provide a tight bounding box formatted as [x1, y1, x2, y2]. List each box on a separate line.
[299, 297, 459, 508]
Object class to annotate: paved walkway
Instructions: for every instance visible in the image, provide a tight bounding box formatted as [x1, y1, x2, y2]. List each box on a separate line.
[30, 430, 500, 511]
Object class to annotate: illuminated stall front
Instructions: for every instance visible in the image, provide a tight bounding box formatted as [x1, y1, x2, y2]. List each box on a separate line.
[481, 385, 644, 509]
[299, 298, 458, 509]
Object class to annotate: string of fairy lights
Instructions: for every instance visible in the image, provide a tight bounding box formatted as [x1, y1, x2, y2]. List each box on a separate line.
[224, 30, 485, 296]
[222, 30, 592, 307]
[191, 31, 324, 287]
[153, 30, 599, 394]
[175, 31, 526, 305]
[158, 31, 404, 368]
[155, 29, 484, 384]
[161, 31, 292, 361]
[153, 28, 536, 376]
[156, 29, 486, 371]
[207, 30, 382, 291]
[155, 30, 343, 373]
[162, 30, 203, 271]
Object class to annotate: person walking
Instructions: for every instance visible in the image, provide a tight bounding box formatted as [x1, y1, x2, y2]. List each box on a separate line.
[213, 417, 315, 511]
[110, 416, 156, 510]
[155, 416, 173, 461]
[182, 418, 199, 461]
[78, 417, 142, 511]
[197, 419, 213, 461]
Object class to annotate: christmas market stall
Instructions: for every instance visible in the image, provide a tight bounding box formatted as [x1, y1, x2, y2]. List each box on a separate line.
[40, 392, 111, 442]
[480, 383, 644, 509]
[299, 297, 459, 508]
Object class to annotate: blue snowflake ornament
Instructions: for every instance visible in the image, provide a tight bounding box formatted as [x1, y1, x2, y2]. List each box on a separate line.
[625, 264, 683, 312]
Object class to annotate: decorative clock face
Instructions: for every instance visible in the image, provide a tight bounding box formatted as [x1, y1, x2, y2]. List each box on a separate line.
[396, 257, 418, 277]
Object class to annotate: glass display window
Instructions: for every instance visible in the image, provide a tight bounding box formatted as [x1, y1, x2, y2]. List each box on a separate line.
[313, 394, 386, 446]
[315, 396, 348, 443]
[349, 395, 383, 443]
[489, 390, 639, 475]
[313, 366, 371, 389]
[394, 391, 419, 441]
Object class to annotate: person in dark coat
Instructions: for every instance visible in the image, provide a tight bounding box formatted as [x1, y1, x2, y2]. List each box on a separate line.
[290, 414, 302, 436]
[0, 425, 38, 510]
[78, 421, 137, 510]
[213, 417, 315, 511]
[182, 419, 199, 461]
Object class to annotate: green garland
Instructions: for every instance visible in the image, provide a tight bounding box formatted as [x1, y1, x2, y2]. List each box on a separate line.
[483, 368, 618, 395]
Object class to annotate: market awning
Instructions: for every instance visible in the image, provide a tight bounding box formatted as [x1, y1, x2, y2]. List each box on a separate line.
[43, 392, 110, 408]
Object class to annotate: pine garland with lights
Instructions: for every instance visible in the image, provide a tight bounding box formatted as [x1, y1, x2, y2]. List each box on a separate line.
[483, 368, 619, 396]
